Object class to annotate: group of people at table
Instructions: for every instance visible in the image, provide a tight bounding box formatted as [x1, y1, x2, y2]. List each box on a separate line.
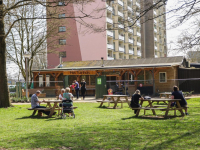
[31, 79, 86, 116]
[130, 85, 189, 115]
[31, 82, 188, 116]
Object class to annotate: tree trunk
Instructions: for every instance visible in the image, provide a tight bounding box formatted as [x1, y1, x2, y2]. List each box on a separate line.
[0, 1, 10, 108]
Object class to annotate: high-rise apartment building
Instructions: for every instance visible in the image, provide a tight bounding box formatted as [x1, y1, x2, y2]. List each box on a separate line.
[47, 0, 167, 68]
[141, 0, 167, 58]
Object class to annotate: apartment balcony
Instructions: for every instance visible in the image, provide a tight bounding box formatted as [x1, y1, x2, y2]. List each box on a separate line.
[154, 10, 157, 16]
[128, 27, 133, 33]
[136, 2, 140, 8]
[137, 42, 141, 47]
[106, 4, 113, 12]
[106, 17, 113, 24]
[136, 21, 141, 27]
[128, 17, 133, 23]
[118, 24, 124, 29]
[119, 35, 125, 41]
[118, 0, 123, 6]
[119, 47, 125, 52]
[129, 50, 134, 54]
[108, 56, 114, 60]
[155, 46, 158, 50]
[127, 6, 132, 12]
[107, 44, 114, 49]
[154, 19, 157, 24]
[137, 51, 141, 56]
[129, 39, 134, 44]
[137, 32, 141, 37]
[154, 29, 157, 33]
[107, 30, 113, 37]
[154, 37, 157, 42]
[136, 12, 140, 16]
[118, 11, 124, 17]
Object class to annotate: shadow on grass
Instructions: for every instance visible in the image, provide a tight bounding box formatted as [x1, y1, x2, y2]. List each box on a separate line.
[15, 115, 61, 120]
[142, 128, 200, 150]
[96, 105, 124, 109]
[121, 115, 179, 120]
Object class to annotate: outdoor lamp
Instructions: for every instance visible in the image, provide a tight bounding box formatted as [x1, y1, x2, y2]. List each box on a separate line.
[101, 57, 104, 67]
[24, 52, 31, 100]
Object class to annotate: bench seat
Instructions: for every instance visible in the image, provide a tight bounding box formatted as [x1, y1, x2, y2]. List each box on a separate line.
[131, 107, 167, 110]
[28, 108, 51, 111]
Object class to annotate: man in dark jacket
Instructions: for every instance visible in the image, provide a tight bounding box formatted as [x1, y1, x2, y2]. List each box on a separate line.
[171, 86, 188, 115]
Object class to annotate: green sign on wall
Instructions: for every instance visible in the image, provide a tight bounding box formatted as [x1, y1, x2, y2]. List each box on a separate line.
[97, 78, 101, 85]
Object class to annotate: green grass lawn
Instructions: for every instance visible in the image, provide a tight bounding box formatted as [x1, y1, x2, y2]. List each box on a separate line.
[1, 99, 200, 150]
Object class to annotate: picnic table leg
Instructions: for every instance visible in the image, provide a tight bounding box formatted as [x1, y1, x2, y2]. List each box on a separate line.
[100, 96, 106, 107]
[125, 97, 130, 107]
[176, 101, 184, 116]
[113, 97, 119, 109]
[136, 101, 143, 117]
[32, 110, 37, 116]
[148, 101, 156, 115]
[48, 102, 58, 117]
[164, 101, 172, 118]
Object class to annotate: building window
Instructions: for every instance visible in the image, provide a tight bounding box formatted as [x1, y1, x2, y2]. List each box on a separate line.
[159, 72, 167, 83]
[59, 39, 66, 45]
[58, 1, 65, 6]
[59, 26, 66, 32]
[59, 13, 65, 18]
[46, 75, 50, 87]
[39, 75, 43, 87]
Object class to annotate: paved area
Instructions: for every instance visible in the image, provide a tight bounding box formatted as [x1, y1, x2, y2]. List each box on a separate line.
[11, 95, 200, 105]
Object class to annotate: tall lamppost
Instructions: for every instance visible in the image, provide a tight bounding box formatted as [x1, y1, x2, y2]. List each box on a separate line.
[24, 53, 31, 100]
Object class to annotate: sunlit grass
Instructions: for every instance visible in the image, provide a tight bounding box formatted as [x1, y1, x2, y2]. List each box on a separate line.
[0, 98, 200, 149]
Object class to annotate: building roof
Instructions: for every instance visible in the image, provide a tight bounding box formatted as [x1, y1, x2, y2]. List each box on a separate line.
[32, 56, 184, 72]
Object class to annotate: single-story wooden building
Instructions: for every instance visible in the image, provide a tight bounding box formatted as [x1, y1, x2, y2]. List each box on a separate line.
[31, 56, 188, 97]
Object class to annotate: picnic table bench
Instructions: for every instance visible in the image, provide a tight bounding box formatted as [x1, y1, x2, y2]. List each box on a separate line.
[131, 98, 186, 118]
[28, 100, 62, 117]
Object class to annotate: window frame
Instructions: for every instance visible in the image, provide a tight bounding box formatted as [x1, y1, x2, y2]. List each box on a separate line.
[58, 13, 65, 18]
[58, 26, 66, 32]
[159, 72, 167, 83]
[58, 1, 65, 6]
[59, 39, 66, 45]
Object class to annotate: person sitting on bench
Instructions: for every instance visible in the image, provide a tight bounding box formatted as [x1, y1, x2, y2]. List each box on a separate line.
[130, 89, 144, 114]
[31, 90, 56, 116]
[171, 86, 189, 115]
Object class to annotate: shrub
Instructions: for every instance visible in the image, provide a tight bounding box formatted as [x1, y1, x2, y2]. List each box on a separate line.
[10, 93, 16, 97]
[9, 87, 16, 92]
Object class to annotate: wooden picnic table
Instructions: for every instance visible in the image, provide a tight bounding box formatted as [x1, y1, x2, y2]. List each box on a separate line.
[133, 98, 185, 118]
[97, 95, 130, 109]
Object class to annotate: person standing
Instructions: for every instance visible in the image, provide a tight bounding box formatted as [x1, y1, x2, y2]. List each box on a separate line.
[74, 80, 79, 100]
[171, 85, 188, 115]
[80, 79, 86, 100]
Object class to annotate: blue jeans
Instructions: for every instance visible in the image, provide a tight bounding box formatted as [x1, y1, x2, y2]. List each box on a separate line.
[75, 89, 79, 99]
[35, 106, 50, 116]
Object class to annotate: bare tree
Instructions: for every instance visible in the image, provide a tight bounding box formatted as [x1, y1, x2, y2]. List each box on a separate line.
[5, 3, 69, 87]
[0, 0, 107, 108]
